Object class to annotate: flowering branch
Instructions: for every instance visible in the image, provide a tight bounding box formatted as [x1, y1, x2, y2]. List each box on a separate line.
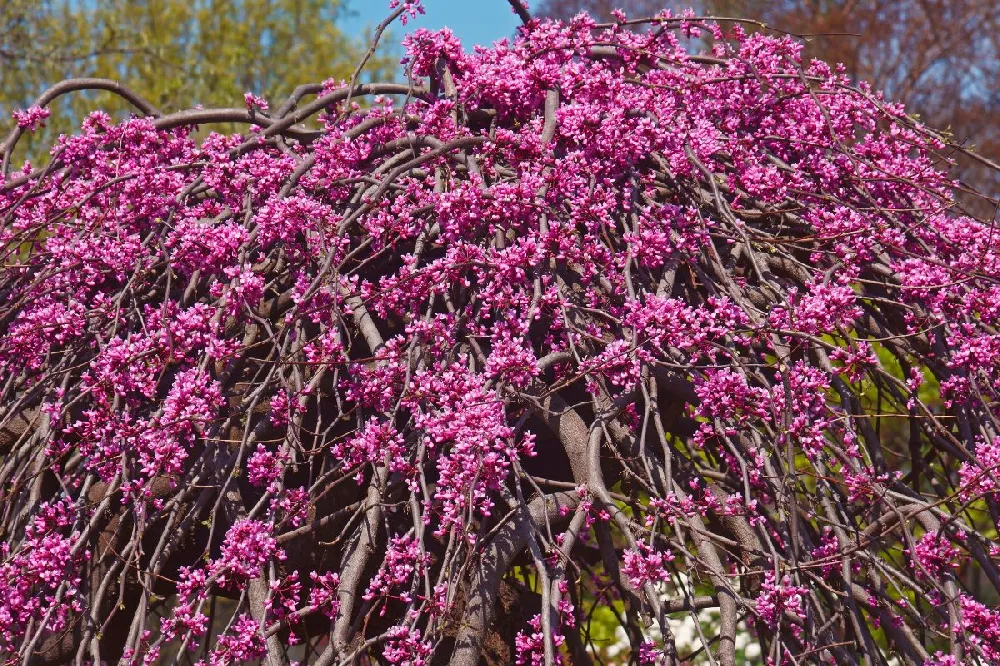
[1, 5, 999, 666]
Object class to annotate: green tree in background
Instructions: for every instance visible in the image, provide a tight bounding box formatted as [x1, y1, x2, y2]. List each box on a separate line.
[0, 0, 398, 164]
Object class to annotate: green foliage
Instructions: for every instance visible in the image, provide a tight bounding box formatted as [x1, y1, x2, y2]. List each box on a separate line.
[0, 0, 398, 162]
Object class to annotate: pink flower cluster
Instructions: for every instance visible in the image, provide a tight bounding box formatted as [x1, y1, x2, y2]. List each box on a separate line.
[960, 595, 1000, 662]
[363, 534, 430, 609]
[12, 105, 51, 131]
[514, 581, 575, 666]
[162, 520, 285, 642]
[383, 625, 434, 666]
[622, 541, 675, 589]
[754, 571, 808, 637]
[911, 532, 965, 578]
[0, 500, 84, 653]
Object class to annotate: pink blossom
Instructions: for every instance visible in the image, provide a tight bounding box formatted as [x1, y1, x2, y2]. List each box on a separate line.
[754, 571, 808, 637]
[12, 105, 51, 131]
[208, 615, 266, 665]
[622, 541, 675, 589]
[243, 92, 269, 111]
[383, 625, 433, 665]
[910, 532, 964, 578]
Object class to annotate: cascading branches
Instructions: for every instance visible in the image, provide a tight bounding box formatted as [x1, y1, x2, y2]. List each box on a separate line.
[2, 2, 1000, 665]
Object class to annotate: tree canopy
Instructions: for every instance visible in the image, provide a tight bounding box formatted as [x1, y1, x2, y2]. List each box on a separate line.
[2, 3, 1000, 666]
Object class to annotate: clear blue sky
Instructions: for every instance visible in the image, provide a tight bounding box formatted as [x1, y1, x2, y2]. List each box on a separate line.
[341, 0, 524, 51]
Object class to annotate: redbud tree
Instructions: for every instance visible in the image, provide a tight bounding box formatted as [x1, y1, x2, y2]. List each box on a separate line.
[2, 2, 999, 665]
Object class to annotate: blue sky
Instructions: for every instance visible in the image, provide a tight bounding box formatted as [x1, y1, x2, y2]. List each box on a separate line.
[341, 1, 524, 51]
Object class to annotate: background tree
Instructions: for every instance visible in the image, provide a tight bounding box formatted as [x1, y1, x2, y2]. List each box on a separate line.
[0, 0, 397, 164]
[3, 3, 1000, 666]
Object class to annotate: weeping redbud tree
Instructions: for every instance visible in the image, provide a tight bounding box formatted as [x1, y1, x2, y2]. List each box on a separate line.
[3, 2, 1000, 665]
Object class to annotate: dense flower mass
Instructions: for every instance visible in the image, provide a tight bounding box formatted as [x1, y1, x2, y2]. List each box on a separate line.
[1, 2, 999, 665]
